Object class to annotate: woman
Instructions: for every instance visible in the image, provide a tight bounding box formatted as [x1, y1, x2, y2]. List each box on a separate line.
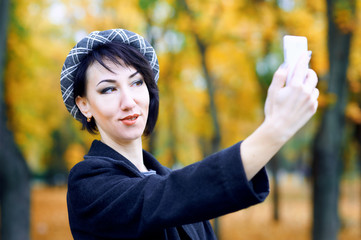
[61, 29, 318, 239]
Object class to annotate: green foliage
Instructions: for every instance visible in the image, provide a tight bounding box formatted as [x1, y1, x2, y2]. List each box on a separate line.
[139, 0, 158, 10]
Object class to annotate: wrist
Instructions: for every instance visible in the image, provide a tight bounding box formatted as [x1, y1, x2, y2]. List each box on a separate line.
[259, 117, 291, 147]
[241, 118, 288, 180]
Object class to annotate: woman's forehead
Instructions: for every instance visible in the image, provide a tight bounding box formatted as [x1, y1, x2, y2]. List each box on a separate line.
[86, 59, 137, 81]
[88, 57, 136, 74]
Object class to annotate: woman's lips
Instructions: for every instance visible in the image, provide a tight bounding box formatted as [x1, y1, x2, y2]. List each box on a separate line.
[120, 114, 139, 126]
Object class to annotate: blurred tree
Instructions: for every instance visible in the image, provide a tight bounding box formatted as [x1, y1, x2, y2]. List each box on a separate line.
[177, 0, 221, 156]
[312, 0, 355, 240]
[44, 129, 70, 185]
[0, 0, 30, 239]
[139, 0, 159, 155]
[176, 0, 223, 236]
[252, 0, 283, 222]
[343, 0, 361, 234]
[154, 51, 182, 168]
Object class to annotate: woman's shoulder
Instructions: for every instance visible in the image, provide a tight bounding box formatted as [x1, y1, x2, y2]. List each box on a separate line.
[69, 155, 142, 176]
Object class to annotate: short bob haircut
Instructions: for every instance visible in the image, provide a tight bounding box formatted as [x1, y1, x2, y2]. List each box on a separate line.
[73, 42, 159, 136]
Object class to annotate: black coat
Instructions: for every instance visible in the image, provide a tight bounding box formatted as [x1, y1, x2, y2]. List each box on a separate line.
[67, 140, 269, 239]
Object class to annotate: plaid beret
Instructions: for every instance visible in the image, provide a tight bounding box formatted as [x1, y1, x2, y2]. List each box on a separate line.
[60, 29, 159, 121]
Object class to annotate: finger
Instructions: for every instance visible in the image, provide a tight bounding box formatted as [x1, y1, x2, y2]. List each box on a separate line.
[289, 51, 311, 87]
[268, 64, 288, 94]
[311, 88, 320, 101]
[310, 88, 319, 113]
[303, 69, 318, 93]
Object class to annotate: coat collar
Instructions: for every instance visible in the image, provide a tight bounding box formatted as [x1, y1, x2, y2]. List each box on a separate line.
[87, 140, 170, 176]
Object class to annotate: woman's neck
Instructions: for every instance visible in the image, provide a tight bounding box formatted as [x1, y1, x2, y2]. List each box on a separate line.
[100, 136, 148, 172]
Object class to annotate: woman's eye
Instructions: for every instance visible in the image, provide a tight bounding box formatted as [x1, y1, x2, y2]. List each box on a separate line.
[101, 87, 116, 94]
[132, 79, 144, 87]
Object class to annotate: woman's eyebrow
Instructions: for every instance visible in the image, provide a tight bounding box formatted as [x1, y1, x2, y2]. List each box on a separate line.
[95, 71, 140, 86]
[129, 71, 140, 79]
[96, 79, 116, 87]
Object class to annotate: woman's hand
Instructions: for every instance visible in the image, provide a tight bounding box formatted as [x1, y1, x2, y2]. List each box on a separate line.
[264, 52, 319, 143]
[240, 53, 319, 180]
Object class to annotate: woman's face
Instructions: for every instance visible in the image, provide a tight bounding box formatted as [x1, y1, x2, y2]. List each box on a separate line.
[76, 58, 150, 145]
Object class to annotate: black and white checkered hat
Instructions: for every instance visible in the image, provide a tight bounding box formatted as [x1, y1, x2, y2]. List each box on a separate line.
[60, 29, 159, 121]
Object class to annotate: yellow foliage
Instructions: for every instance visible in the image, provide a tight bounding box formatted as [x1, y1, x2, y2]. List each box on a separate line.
[349, 80, 361, 93]
[306, 0, 326, 12]
[283, 9, 315, 36]
[318, 92, 337, 108]
[7, 0, 360, 172]
[348, 13, 361, 86]
[64, 143, 86, 170]
[346, 102, 361, 124]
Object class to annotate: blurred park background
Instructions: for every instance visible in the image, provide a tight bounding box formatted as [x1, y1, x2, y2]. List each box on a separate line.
[0, 0, 361, 239]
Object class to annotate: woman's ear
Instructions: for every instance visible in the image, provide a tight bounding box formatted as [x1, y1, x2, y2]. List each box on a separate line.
[75, 96, 92, 119]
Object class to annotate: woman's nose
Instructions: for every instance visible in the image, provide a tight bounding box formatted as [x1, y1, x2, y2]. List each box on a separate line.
[120, 89, 136, 111]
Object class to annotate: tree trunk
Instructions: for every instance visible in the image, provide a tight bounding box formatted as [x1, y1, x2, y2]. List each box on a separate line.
[176, 0, 222, 237]
[0, 0, 31, 239]
[197, 39, 222, 237]
[176, 0, 221, 156]
[194, 36, 221, 154]
[312, 1, 354, 239]
[355, 123, 361, 236]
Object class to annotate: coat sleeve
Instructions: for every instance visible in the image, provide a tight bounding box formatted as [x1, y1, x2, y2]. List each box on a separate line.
[67, 142, 269, 238]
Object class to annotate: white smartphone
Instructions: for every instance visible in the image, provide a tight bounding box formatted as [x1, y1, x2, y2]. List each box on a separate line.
[283, 35, 308, 84]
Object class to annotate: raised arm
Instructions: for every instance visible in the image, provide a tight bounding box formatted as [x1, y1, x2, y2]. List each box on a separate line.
[241, 52, 319, 180]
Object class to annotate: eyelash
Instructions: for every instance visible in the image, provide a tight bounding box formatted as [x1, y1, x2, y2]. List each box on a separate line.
[132, 79, 144, 87]
[100, 87, 116, 94]
[100, 80, 144, 94]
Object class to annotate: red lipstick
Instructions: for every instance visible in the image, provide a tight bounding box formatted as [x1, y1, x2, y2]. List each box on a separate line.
[120, 114, 139, 126]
